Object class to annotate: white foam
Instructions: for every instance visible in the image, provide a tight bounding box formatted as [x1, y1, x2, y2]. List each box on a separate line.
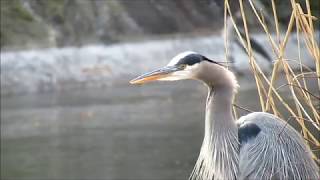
[1, 31, 318, 95]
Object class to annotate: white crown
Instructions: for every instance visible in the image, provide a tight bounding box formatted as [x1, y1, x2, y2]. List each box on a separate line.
[167, 51, 198, 66]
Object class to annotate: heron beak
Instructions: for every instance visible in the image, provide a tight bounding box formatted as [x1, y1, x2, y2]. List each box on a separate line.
[130, 66, 181, 84]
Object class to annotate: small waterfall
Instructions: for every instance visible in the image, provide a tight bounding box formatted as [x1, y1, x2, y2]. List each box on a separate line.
[1, 33, 316, 95]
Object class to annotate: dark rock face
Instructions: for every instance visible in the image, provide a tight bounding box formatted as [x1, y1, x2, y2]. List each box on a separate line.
[1, 0, 318, 50]
[1, 0, 223, 50]
[0, 0, 52, 49]
[119, 0, 222, 34]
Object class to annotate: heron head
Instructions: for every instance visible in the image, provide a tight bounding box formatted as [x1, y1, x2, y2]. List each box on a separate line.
[130, 51, 221, 84]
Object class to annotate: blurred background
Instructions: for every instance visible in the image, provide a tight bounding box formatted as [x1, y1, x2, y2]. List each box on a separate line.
[1, 0, 319, 179]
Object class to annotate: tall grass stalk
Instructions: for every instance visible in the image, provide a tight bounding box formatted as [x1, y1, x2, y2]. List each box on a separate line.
[224, 0, 319, 163]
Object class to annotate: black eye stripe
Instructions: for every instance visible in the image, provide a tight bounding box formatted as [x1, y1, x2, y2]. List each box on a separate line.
[202, 56, 219, 64]
[177, 54, 202, 66]
[176, 54, 218, 66]
[204, 58, 219, 64]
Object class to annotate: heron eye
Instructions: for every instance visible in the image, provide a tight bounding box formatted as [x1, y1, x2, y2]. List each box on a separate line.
[179, 64, 187, 69]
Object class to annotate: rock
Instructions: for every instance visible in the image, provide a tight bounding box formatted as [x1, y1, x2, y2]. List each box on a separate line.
[2, 0, 319, 50]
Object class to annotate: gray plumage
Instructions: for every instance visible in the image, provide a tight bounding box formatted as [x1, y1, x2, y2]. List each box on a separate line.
[130, 52, 319, 180]
[238, 112, 318, 179]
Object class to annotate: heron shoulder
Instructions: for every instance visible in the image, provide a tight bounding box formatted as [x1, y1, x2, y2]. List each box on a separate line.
[236, 112, 286, 128]
[237, 112, 285, 147]
[237, 112, 319, 179]
[238, 122, 261, 147]
[236, 112, 307, 150]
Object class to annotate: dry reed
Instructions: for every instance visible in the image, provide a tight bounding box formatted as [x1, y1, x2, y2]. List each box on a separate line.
[224, 0, 319, 164]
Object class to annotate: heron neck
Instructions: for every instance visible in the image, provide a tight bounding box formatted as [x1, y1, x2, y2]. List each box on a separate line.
[205, 86, 236, 133]
[201, 85, 239, 179]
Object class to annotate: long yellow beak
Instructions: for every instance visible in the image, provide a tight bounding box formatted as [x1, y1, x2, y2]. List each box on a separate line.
[130, 66, 180, 84]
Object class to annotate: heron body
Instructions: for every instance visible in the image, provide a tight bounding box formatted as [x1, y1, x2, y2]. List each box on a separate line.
[130, 51, 319, 180]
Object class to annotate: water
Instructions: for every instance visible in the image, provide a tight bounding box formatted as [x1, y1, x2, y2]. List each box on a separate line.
[1, 33, 318, 179]
[1, 77, 265, 180]
[1, 33, 316, 95]
[2, 73, 319, 180]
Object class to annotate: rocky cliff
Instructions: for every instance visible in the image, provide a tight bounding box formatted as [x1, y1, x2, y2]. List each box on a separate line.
[1, 0, 225, 50]
[1, 0, 318, 50]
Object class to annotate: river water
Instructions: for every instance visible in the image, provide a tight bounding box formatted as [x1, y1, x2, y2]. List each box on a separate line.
[0, 76, 270, 180]
[1, 33, 319, 179]
[2, 74, 318, 180]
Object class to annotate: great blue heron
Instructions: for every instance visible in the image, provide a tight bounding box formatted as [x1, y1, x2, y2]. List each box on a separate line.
[130, 51, 319, 180]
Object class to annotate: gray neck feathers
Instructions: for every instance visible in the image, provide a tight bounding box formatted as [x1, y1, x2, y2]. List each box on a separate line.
[190, 63, 239, 180]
